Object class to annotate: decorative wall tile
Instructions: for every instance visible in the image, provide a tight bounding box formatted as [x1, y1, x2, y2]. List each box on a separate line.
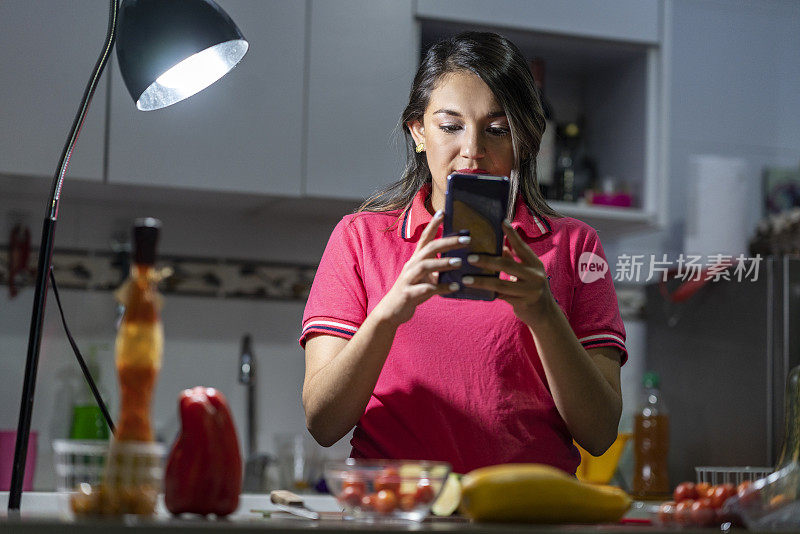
[0, 248, 317, 301]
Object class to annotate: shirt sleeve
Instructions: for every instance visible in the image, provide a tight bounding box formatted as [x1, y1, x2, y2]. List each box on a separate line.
[568, 228, 628, 365]
[299, 216, 367, 348]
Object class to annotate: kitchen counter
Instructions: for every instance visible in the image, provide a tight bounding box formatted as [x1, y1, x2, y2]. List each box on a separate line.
[0, 493, 726, 533]
[0, 516, 725, 534]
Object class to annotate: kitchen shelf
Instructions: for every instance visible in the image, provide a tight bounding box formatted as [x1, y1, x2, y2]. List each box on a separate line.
[418, 17, 663, 235]
[551, 202, 656, 236]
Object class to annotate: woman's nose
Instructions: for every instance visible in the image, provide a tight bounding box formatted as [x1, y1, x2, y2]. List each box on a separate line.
[460, 129, 485, 159]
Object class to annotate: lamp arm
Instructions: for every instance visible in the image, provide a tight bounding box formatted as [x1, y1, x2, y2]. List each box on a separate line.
[49, 0, 119, 219]
[8, 0, 120, 512]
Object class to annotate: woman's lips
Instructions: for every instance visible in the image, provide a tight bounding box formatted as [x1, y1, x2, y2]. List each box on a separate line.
[456, 168, 489, 174]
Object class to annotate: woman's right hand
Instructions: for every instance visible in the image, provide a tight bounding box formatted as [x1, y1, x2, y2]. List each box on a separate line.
[374, 210, 470, 327]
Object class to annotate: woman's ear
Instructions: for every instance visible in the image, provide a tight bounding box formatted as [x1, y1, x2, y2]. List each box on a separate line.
[407, 119, 425, 146]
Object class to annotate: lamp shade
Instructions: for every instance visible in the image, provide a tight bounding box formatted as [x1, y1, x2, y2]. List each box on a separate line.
[116, 0, 248, 111]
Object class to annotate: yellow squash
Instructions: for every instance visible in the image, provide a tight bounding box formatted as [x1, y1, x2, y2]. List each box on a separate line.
[460, 463, 631, 523]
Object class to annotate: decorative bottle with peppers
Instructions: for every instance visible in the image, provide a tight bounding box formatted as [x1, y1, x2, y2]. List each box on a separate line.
[70, 219, 164, 517]
[114, 217, 163, 443]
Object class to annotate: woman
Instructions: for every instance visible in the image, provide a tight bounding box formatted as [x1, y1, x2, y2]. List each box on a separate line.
[299, 32, 626, 475]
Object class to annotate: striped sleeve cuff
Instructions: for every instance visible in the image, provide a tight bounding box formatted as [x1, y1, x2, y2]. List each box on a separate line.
[577, 333, 628, 365]
[299, 318, 360, 348]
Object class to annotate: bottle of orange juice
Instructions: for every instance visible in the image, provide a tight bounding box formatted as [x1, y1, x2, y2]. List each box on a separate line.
[632, 371, 670, 498]
[114, 218, 163, 442]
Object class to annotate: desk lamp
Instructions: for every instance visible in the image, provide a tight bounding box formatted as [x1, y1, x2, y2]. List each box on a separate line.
[8, 0, 248, 511]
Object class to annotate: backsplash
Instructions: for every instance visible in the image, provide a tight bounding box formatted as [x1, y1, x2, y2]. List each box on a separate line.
[0, 247, 317, 301]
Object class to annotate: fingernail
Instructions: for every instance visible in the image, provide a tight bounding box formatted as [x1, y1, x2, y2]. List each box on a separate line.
[448, 282, 460, 291]
[434, 210, 443, 219]
[458, 236, 471, 244]
[462, 276, 474, 285]
[503, 219, 512, 228]
[448, 257, 462, 266]
[467, 254, 480, 263]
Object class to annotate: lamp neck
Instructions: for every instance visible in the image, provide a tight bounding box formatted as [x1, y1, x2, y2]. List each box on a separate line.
[46, 0, 119, 221]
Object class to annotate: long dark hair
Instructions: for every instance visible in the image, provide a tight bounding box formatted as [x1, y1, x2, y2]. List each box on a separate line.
[357, 31, 559, 220]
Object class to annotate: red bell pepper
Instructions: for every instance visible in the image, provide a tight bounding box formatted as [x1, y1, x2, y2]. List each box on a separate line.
[164, 387, 242, 516]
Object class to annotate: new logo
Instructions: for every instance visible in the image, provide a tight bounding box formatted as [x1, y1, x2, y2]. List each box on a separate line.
[578, 252, 608, 283]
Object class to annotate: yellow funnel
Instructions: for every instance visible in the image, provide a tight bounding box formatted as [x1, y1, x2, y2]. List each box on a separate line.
[575, 433, 631, 485]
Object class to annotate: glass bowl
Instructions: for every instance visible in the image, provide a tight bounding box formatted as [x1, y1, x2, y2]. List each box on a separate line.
[324, 458, 451, 522]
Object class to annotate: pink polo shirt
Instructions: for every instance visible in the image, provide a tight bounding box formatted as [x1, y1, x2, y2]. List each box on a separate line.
[300, 183, 626, 475]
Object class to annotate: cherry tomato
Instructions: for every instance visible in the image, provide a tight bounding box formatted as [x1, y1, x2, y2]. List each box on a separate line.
[414, 479, 436, 504]
[374, 489, 398, 514]
[710, 483, 736, 509]
[657, 501, 676, 525]
[360, 493, 375, 511]
[340, 485, 364, 507]
[675, 500, 695, 525]
[399, 492, 416, 511]
[673, 481, 698, 502]
[736, 480, 759, 506]
[342, 477, 367, 495]
[769, 494, 790, 509]
[374, 467, 401, 494]
[690, 498, 716, 527]
[696, 482, 712, 499]
[737, 480, 752, 497]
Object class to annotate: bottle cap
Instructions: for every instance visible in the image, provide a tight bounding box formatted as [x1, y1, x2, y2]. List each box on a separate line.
[133, 217, 161, 265]
[642, 371, 660, 389]
[564, 123, 580, 137]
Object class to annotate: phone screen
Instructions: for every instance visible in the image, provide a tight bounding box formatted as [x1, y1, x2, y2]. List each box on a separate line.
[441, 174, 509, 301]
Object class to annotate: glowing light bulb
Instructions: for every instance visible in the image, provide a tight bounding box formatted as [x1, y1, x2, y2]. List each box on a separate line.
[157, 47, 230, 92]
[137, 40, 248, 111]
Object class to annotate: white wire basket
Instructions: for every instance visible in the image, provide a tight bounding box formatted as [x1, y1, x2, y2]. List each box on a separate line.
[53, 439, 110, 492]
[695, 466, 774, 486]
[53, 439, 165, 491]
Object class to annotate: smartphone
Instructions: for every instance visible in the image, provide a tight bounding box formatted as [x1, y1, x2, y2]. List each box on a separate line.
[440, 173, 510, 301]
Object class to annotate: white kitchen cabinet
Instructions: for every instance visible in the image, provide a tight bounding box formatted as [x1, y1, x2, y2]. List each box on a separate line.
[416, 0, 661, 45]
[663, 0, 800, 240]
[0, 0, 109, 183]
[106, 0, 306, 196]
[304, 0, 418, 200]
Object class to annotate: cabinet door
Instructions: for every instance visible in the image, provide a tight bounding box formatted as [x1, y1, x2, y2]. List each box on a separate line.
[305, 0, 418, 200]
[107, 0, 305, 196]
[666, 0, 800, 235]
[416, 0, 661, 45]
[0, 0, 108, 182]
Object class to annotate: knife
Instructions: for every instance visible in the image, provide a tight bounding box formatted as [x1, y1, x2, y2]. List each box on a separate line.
[268, 489, 321, 520]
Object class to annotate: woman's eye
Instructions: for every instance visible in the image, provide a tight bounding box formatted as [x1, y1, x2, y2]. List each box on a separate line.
[487, 126, 510, 137]
[439, 124, 462, 133]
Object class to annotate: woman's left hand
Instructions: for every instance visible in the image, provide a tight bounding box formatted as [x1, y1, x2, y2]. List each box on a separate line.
[463, 220, 556, 325]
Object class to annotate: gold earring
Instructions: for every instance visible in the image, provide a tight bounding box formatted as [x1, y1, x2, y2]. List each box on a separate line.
[415, 142, 425, 153]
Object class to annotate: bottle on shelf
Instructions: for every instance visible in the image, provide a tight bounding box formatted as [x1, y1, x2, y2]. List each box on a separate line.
[632, 371, 670, 499]
[113, 218, 163, 443]
[529, 57, 557, 200]
[554, 120, 597, 203]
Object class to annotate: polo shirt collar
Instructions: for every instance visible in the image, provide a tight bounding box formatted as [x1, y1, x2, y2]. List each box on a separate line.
[398, 183, 552, 241]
